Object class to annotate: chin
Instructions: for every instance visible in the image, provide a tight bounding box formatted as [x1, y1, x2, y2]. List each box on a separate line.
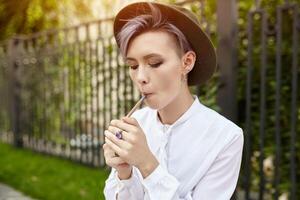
[144, 98, 168, 110]
[144, 102, 159, 110]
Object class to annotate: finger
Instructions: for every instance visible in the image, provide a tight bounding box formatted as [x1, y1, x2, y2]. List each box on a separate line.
[103, 146, 116, 158]
[104, 130, 131, 149]
[103, 143, 114, 153]
[105, 154, 122, 165]
[104, 151, 115, 159]
[122, 117, 139, 126]
[110, 119, 137, 134]
[107, 126, 134, 142]
[109, 156, 127, 166]
[105, 136, 125, 157]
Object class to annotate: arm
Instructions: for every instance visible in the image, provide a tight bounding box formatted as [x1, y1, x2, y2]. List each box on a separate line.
[141, 164, 192, 200]
[191, 129, 244, 199]
[103, 167, 144, 200]
[141, 128, 243, 200]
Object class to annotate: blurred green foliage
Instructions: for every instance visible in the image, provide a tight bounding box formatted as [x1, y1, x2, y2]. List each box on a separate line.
[0, 0, 93, 41]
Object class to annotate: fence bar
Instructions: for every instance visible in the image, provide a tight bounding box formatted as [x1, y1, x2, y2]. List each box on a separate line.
[274, 5, 282, 200]
[216, 0, 238, 122]
[290, 5, 298, 200]
[8, 38, 23, 148]
[244, 11, 254, 200]
[259, 10, 267, 200]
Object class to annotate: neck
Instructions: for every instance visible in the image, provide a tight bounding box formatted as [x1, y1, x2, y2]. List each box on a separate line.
[157, 87, 195, 125]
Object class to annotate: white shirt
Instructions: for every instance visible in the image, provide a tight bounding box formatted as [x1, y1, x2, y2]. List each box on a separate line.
[103, 95, 244, 200]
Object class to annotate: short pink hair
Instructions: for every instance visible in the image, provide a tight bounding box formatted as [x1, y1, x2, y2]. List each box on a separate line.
[116, 3, 193, 58]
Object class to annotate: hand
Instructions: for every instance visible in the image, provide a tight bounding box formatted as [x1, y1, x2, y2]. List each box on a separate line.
[102, 142, 132, 180]
[104, 117, 159, 178]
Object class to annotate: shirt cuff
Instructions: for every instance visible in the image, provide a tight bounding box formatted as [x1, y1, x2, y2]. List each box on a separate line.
[141, 164, 180, 199]
[114, 168, 137, 191]
[141, 164, 166, 189]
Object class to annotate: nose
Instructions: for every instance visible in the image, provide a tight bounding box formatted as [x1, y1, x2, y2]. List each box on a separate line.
[136, 66, 149, 85]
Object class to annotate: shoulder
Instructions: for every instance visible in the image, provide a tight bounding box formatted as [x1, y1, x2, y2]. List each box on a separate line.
[194, 102, 243, 147]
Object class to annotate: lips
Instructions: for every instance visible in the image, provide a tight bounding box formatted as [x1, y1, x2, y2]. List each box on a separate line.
[142, 92, 153, 97]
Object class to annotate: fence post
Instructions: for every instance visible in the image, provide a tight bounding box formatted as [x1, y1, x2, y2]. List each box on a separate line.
[216, 0, 238, 123]
[8, 37, 23, 147]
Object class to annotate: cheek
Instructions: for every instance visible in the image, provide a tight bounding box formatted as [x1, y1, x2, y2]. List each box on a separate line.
[158, 69, 181, 92]
[154, 69, 181, 104]
[143, 68, 182, 110]
[129, 70, 137, 83]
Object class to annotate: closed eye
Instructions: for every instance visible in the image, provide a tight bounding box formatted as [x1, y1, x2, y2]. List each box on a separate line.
[129, 62, 162, 70]
[149, 62, 162, 68]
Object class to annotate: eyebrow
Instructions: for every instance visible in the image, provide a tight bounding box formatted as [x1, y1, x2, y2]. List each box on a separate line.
[125, 53, 163, 61]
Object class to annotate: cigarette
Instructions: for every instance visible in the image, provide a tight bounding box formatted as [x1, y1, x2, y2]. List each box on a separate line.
[125, 95, 146, 117]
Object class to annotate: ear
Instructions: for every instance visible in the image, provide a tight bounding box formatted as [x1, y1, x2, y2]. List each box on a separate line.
[181, 51, 196, 75]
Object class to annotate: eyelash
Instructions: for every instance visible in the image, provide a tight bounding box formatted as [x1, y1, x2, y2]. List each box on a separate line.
[130, 62, 162, 70]
[150, 62, 162, 68]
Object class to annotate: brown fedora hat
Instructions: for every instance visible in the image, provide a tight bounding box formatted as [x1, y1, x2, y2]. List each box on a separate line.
[113, 1, 217, 86]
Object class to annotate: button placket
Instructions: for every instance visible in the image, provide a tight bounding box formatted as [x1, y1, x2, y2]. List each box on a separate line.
[159, 125, 172, 170]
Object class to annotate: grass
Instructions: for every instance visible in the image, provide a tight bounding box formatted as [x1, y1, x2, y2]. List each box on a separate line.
[0, 142, 110, 200]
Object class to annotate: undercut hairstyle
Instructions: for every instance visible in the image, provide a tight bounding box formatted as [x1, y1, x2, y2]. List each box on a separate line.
[116, 3, 193, 58]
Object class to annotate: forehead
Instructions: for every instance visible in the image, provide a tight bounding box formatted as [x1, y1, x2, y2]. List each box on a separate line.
[126, 31, 180, 59]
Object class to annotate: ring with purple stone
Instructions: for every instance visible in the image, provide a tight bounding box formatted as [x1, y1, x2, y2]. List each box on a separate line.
[115, 130, 123, 140]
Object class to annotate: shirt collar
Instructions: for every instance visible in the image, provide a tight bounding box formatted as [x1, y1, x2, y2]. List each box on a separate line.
[154, 94, 203, 130]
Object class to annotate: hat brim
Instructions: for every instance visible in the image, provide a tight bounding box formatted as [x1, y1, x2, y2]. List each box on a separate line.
[114, 2, 217, 86]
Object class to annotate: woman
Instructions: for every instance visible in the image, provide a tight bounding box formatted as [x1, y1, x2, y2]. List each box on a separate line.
[103, 2, 243, 199]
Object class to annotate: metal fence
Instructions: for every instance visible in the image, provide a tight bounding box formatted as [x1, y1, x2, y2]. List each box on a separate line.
[0, 20, 141, 167]
[0, 0, 299, 199]
[242, 1, 299, 200]
[0, 0, 217, 166]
